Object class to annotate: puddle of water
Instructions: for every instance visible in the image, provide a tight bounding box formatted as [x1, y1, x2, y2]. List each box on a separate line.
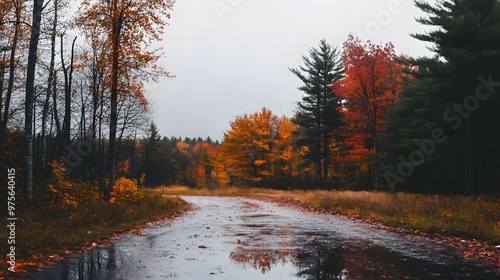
[18, 196, 500, 280]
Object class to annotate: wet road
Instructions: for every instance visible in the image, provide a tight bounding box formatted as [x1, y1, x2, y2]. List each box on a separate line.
[21, 196, 500, 279]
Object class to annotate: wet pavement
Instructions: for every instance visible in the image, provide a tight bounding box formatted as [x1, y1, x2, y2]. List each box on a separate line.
[20, 196, 500, 279]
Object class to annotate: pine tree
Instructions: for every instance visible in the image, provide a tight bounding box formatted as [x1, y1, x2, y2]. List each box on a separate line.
[290, 39, 344, 187]
[382, 0, 500, 193]
[381, 62, 463, 193]
[143, 122, 161, 185]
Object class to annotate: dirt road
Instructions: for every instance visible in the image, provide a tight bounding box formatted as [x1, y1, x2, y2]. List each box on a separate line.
[20, 196, 500, 279]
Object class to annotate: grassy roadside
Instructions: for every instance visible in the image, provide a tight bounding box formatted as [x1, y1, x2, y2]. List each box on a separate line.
[0, 188, 190, 277]
[156, 186, 500, 245]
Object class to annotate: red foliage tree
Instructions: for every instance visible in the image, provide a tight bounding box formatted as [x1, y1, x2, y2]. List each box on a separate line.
[333, 35, 404, 188]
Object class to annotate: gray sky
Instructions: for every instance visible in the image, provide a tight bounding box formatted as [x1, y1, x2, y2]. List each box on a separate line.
[145, 0, 432, 141]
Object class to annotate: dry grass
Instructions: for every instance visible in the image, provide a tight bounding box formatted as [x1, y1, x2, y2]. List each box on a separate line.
[157, 186, 500, 244]
[297, 191, 500, 244]
[150, 185, 288, 197]
[0, 189, 189, 276]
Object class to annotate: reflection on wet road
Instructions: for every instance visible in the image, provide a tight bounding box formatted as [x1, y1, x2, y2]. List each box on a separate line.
[21, 196, 500, 279]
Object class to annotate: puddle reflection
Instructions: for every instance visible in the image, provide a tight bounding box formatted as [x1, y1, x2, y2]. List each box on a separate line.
[229, 247, 292, 274]
[229, 238, 349, 279]
[227, 229, 500, 280]
[294, 241, 347, 280]
[21, 245, 117, 280]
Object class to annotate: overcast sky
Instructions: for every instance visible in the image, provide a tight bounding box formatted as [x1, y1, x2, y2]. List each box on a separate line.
[145, 0, 432, 141]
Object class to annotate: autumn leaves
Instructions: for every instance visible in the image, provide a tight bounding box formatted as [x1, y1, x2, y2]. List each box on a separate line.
[334, 36, 403, 189]
[220, 108, 296, 187]
[219, 36, 404, 189]
[75, 0, 175, 194]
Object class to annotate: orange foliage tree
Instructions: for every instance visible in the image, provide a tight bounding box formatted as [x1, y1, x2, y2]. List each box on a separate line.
[76, 0, 174, 194]
[220, 108, 297, 188]
[191, 141, 227, 189]
[333, 35, 403, 188]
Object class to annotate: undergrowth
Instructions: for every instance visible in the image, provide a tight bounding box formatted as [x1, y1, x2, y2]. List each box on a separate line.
[0, 178, 189, 276]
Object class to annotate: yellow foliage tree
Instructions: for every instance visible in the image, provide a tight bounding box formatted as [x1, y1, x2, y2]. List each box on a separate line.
[220, 108, 296, 187]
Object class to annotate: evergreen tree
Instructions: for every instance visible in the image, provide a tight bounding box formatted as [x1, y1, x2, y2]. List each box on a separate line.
[382, 63, 463, 193]
[143, 122, 160, 185]
[290, 39, 344, 187]
[143, 122, 174, 186]
[382, 0, 500, 193]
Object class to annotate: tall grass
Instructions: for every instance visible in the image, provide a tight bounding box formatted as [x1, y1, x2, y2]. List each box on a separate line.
[157, 186, 500, 244]
[298, 191, 500, 244]
[150, 185, 289, 197]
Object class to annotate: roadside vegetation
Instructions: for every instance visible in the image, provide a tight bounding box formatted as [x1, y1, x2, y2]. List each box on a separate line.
[158, 186, 500, 244]
[0, 174, 189, 276]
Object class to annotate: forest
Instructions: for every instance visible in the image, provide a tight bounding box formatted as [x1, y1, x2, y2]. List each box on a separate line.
[1, 0, 500, 199]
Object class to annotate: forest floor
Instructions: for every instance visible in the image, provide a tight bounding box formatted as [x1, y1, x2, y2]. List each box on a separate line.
[155, 186, 500, 268]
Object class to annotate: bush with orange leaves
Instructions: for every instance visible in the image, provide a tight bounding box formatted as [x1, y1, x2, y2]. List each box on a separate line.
[47, 160, 100, 212]
[110, 177, 143, 201]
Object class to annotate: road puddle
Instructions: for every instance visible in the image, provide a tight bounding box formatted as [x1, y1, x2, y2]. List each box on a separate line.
[19, 196, 500, 279]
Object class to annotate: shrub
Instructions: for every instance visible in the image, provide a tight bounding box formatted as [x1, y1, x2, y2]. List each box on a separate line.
[111, 177, 143, 201]
[46, 160, 100, 212]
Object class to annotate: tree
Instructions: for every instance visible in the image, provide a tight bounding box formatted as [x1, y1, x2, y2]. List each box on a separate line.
[77, 33, 108, 189]
[381, 66, 459, 193]
[290, 39, 344, 187]
[24, 0, 45, 197]
[142, 122, 163, 185]
[0, 0, 27, 156]
[190, 141, 220, 189]
[77, 0, 174, 195]
[334, 35, 403, 189]
[273, 117, 296, 187]
[60, 34, 77, 148]
[220, 108, 296, 188]
[382, 0, 500, 193]
[41, 0, 59, 177]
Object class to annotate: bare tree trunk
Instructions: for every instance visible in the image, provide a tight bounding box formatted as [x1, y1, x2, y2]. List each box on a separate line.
[78, 81, 88, 180]
[42, 0, 58, 178]
[0, 1, 21, 155]
[108, 78, 118, 195]
[107, 3, 123, 195]
[25, 0, 45, 198]
[52, 72, 61, 140]
[90, 60, 102, 183]
[60, 35, 77, 147]
[98, 93, 105, 193]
